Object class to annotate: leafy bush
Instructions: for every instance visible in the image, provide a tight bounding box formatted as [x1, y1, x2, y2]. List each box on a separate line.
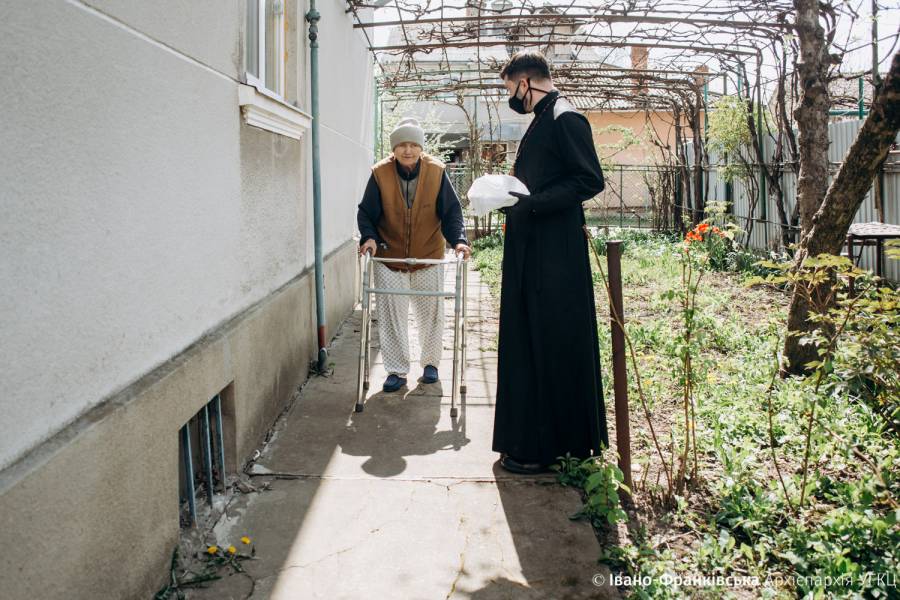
[471, 231, 503, 251]
[555, 452, 629, 526]
[828, 283, 900, 433]
[589, 227, 678, 256]
[471, 233, 504, 297]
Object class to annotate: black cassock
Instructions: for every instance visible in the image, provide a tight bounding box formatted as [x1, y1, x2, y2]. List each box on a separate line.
[492, 90, 609, 464]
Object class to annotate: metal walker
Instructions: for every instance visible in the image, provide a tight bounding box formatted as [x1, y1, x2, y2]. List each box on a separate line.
[356, 252, 468, 418]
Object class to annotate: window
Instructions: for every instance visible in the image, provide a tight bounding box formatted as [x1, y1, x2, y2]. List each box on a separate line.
[239, 0, 310, 139]
[246, 0, 285, 98]
[179, 392, 230, 527]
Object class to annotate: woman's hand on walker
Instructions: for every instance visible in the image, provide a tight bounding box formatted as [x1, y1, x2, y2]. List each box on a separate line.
[359, 239, 377, 256]
[455, 243, 471, 259]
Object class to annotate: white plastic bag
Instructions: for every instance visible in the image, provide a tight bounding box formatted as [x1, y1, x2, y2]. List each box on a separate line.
[466, 174, 529, 217]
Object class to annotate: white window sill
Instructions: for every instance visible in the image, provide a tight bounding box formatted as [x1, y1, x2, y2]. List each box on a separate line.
[238, 83, 311, 140]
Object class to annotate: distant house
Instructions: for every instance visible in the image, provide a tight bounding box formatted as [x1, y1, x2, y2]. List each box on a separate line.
[377, 0, 593, 174]
[574, 50, 711, 165]
[379, 19, 705, 217]
[574, 49, 710, 220]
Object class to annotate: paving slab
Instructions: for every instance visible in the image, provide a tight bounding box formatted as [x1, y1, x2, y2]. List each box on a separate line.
[186, 261, 620, 600]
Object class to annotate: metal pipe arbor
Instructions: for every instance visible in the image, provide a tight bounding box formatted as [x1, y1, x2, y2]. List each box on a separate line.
[348, 0, 894, 232]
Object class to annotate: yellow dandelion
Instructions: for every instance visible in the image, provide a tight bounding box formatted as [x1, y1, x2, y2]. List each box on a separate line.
[206, 546, 218, 555]
[241, 536, 251, 545]
[227, 545, 237, 555]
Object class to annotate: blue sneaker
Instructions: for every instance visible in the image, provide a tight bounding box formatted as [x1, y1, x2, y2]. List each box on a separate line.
[383, 374, 407, 392]
[422, 365, 439, 384]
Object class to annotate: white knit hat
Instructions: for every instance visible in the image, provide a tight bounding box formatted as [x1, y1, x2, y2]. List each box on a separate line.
[390, 117, 426, 149]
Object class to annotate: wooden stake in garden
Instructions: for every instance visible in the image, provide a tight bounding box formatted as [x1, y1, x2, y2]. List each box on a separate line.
[606, 240, 634, 498]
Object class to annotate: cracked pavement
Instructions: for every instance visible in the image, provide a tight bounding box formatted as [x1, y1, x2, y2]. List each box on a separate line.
[187, 260, 620, 600]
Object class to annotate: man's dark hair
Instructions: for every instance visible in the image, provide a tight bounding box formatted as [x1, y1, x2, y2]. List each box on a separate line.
[499, 50, 551, 81]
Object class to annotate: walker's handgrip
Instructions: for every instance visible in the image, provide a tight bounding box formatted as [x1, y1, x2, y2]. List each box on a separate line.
[371, 256, 468, 265]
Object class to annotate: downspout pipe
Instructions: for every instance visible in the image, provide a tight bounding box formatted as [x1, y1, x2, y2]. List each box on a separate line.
[306, 0, 327, 370]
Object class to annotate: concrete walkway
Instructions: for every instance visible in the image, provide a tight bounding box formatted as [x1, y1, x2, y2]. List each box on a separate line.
[189, 259, 619, 600]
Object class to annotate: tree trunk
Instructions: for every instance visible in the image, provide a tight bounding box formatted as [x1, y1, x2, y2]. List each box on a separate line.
[783, 50, 900, 375]
[792, 0, 832, 235]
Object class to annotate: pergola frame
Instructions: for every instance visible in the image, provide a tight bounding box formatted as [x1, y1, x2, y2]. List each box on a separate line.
[347, 0, 896, 246]
[345, 0, 888, 103]
[343, 0, 815, 114]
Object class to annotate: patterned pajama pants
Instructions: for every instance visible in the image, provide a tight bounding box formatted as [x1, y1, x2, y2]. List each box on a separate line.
[374, 261, 444, 376]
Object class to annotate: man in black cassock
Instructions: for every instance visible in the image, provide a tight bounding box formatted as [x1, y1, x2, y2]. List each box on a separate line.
[493, 51, 609, 474]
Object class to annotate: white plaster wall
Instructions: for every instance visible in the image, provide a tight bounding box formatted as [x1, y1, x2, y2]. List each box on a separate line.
[303, 0, 375, 258]
[81, 0, 244, 79]
[0, 0, 373, 470]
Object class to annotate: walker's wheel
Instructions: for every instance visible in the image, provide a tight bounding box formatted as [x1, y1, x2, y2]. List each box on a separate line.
[450, 407, 458, 419]
[355, 403, 364, 413]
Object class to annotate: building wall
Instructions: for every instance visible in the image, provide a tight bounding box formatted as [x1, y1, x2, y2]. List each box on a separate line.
[0, 242, 358, 599]
[587, 109, 698, 166]
[2, 0, 245, 472]
[314, 0, 377, 258]
[0, 0, 373, 596]
[586, 109, 699, 213]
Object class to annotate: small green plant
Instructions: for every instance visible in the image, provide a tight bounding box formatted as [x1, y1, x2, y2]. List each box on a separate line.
[747, 254, 892, 507]
[155, 536, 256, 599]
[470, 231, 503, 251]
[555, 452, 629, 526]
[659, 221, 737, 495]
[707, 95, 754, 185]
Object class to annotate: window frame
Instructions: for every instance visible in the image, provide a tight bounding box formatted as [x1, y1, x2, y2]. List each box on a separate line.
[245, 0, 286, 100]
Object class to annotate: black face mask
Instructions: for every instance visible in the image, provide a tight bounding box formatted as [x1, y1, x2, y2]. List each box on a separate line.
[508, 80, 528, 114]
[508, 78, 551, 114]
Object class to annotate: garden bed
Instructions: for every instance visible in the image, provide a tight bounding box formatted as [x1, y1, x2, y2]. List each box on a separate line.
[473, 228, 899, 599]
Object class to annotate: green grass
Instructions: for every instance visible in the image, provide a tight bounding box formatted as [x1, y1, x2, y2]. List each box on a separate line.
[471, 232, 504, 298]
[472, 229, 900, 599]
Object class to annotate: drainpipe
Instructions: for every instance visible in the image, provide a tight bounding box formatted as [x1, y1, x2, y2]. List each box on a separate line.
[306, 0, 327, 370]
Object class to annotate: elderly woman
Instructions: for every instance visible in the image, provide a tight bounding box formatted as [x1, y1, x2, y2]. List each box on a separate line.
[357, 117, 471, 392]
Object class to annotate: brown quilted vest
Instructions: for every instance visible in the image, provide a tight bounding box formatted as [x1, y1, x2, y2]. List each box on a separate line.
[372, 153, 447, 272]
